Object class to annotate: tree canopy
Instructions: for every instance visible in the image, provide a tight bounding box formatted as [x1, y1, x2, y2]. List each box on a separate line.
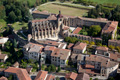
[88, 25, 101, 37]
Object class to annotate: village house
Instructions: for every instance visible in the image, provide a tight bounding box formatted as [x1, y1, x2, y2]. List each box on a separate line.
[77, 55, 119, 78]
[95, 46, 109, 56]
[0, 76, 8, 80]
[71, 54, 88, 64]
[108, 39, 120, 47]
[26, 67, 33, 74]
[12, 62, 19, 68]
[0, 68, 5, 75]
[65, 72, 90, 80]
[35, 70, 55, 80]
[23, 42, 44, 61]
[44, 46, 56, 61]
[0, 52, 8, 63]
[51, 48, 71, 67]
[4, 67, 31, 80]
[0, 37, 9, 49]
[73, 42, 87, 54]
[36, 40, 67, 49]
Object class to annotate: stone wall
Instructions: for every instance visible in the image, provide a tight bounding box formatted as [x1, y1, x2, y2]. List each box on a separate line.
[69, 33, 102, 43]
[108, 39, 120, 47]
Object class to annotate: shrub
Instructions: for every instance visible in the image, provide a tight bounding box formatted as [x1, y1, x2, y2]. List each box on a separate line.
[108, 45, 115, 50]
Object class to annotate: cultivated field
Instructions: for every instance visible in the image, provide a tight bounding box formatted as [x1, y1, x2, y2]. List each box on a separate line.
[38, 3, 90, 17]
[87, 0, 120, 5]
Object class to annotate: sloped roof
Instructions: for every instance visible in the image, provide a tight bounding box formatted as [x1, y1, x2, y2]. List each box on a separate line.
[96, 46, 108, 51]
[35, 71, 48, 80]
[65, 72, 78, 80]
[0, 76, 8, 80]
[72, 27, 82, 34]
[4, 67, 31, 80]
[76, 73, 90, 80]
[73, 42, 87, 50]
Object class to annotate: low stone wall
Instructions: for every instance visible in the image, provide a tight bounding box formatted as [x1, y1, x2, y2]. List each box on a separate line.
[12, 31, 28, 47]
[69, 33, 102, 43]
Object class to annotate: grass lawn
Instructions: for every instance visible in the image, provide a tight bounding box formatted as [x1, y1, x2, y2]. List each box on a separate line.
[12, 22, 28, 31]
[86, 0, 120, 5]
[0, 19, 6, 32]
[38, 3, 89, 17]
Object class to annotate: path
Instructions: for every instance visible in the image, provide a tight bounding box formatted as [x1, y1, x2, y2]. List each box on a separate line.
[37, 1, 95, 8]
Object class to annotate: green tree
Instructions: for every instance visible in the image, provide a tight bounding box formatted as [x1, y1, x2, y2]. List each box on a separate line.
[56, 77, 60, 80]
[90, 78, 92, 80]
[8, 11, 17, 22]
[8, 75, 14, 80]
[108, 77, 115, 80]
[95, 78, 98, 80]
[46, 64, 56, 72]
[0, 5, 6, 19]
[88, 25, 101, 37]
[90, 41, 95, 45]
[116, 46, 120, 52]
[13, 39, 17, 48]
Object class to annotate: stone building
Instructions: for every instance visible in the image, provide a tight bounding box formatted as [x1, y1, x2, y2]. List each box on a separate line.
[28, 11, 68, 40]
[95, 46, 109, 56]
[4, 67, 31, 80]
[29, 10, 118, 42]
[77, 55, 119, 78]
[35, 70, 55, 80]
[108, 39, 120, 47]
[32, 10, 51, 19]
[23, 42, 44, 61]
[51, 48, 71, 67]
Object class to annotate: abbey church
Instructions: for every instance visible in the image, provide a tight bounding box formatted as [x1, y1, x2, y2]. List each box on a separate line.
[28, 10, 118, 40]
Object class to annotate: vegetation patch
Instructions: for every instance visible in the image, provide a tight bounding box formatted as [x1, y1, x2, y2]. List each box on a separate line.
[12, 22, 28, 31]
[78, 27, 88, 35]
[38, 3, 89, 17]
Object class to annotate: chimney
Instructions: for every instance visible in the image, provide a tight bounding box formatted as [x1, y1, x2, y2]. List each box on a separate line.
[59, 10, 61, 15]
[28, 34, 32, 42]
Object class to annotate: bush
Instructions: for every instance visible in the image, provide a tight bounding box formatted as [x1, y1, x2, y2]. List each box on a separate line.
[88, 25, 101, 37]
[46, 64, 56, 72]
[90, 41, 95, 45]
[57, 66, 61, 72]
[116, 46, 120, 52]
[108, 45, 115, 50]
[56, 77, 60, 80]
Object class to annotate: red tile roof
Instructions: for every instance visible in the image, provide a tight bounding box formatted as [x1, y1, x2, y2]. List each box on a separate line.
[46, 74, 55, 80]
[85, 64, 95, 68]
[73, 42, 87, 50]
[102, 21, 118, 33]
[67, 43, 74, 49]
[65, 72, 78, 80]
[4, 67, 31, 80]
[96, 46, 108, 51]
[35, 71, 48, 80]
[73, 27, 82, 34]
[0, 76, 8, 80]
[44, 46, 56, 51]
